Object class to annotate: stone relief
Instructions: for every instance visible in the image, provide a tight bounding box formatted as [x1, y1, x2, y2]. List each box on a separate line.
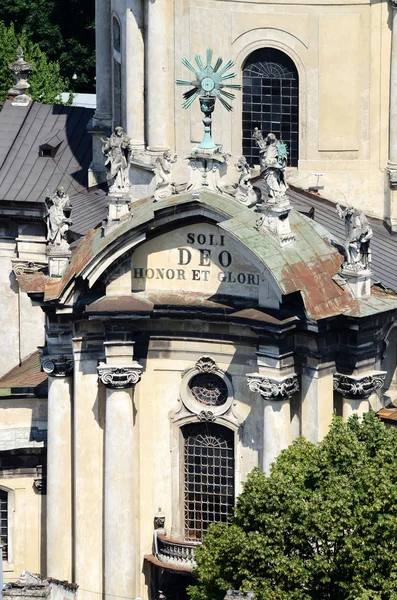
[234, 156, 258, 207]
[253, 128, 289, 203]
[97, 363, 143, 389]
[44, 186, 72, 249]
[102, 127, 133, 193]
[336, 204, 373, 271]
[154, 151, 177, 201]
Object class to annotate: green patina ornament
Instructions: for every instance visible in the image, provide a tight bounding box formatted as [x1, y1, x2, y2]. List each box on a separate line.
[176, 49, 241, 150]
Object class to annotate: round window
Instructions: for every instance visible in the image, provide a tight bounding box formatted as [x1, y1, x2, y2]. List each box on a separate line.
[189, 373, 228, 406]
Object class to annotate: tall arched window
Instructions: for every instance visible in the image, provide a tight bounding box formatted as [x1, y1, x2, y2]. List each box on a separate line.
[242, 48, 299, 167]
[183, 423, 234, 541]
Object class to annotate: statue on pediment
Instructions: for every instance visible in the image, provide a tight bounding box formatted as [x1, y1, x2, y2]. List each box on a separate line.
[102, 126, 132, 193]
[234, 156, 258, 207]
[336, 203, 373, 269]
[253, 128, 288, 203]
[154, 151, 177, 201]
[44, 186, 72, 249]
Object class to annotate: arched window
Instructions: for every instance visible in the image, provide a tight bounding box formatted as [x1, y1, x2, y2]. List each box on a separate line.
[183, 423, 234, 541]
[242, 48, 299, 167]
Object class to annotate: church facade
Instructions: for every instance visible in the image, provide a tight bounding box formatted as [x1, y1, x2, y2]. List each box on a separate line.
[2, 0, 397, 599]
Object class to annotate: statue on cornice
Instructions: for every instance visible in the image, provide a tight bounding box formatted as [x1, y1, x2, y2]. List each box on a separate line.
[253, 128, 288, 203]
[102, 126, 133, 193]
[234, 156, 258, 207]
[336, 203, 373, 269]
[154, 151, 177, 201]
[44, 186, 72, 249]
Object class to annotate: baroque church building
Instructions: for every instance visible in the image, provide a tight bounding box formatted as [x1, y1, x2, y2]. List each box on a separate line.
[1, 1, 397, 600]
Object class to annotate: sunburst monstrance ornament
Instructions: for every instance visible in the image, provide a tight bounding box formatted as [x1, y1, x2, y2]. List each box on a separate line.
[176, 49, 241, 150]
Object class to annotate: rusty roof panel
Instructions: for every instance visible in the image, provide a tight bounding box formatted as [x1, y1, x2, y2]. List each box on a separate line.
[0, 351, 47, 389]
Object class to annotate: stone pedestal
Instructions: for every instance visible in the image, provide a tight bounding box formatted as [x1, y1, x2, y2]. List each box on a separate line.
[256, 197, 295, 247]
[187, 149, 228, 192]
[107, 192, 131, 224]
[98, 361, 142, 600]
[247, 373, 299, 474]
[40, 356, 73, 581]
[334, 371, 386, 418]
[339, 265, 371, 298]
[47, 246, 71, 278]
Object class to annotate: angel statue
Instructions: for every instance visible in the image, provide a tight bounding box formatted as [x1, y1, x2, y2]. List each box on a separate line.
[44, 186, 72, 249]
[253, 128, 288, 203]
[154, 151, 177, 201]
[102, 126, 133, 193]
[234, 156, 258, 207]
[336, 203, 373, 269]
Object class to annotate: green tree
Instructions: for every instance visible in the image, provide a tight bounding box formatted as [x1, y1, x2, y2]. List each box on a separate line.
[189, 412, 397, 600]
[0, 22, 71, 107]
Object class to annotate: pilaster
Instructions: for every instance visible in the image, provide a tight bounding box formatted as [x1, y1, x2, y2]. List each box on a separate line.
[301, 362, 335, 443]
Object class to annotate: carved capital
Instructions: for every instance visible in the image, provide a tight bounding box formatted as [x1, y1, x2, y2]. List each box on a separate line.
[97, 363, 143, 389]
[12, 261, 43, 276]
[40, 354, 73, 377]
[333, 372, 386, 399]
[247, 373, 299, 400]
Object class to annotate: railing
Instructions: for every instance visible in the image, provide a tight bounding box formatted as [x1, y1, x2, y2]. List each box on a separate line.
[156, 535, 200, 570]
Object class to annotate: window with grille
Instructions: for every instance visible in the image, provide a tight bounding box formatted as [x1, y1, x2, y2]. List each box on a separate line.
[0, 489, 8, 560]
[183, 423, 234, 541]
[242, 48, 299, 167]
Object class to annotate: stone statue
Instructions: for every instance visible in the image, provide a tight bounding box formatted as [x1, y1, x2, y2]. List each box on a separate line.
[44, 186, 72, 249]
[253, 128, 288, 202]
[336, 203, 373, 269]
[154, 151, 177, 201]
[102, 127, 133, 193]
[234, 156, 258, 207]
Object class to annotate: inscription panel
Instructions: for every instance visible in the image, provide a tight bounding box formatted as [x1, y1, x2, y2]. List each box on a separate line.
[131, 224, 261, 299]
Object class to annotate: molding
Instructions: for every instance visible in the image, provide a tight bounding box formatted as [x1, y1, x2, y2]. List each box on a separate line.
[97, 362, 143, 389]
[247, 373, 299, 400]
[40, 354, 73, 377]
[333, 371, 386, 400]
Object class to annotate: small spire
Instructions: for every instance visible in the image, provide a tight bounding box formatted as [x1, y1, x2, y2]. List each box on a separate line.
[8, 46, 33, 107]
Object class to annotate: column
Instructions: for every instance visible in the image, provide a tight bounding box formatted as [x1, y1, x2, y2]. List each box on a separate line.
[93, 0, 112, 129]
[334, 371, 386, 419]
[41, 355, 73, 581]
[145, 0, 169, 153]
[247, 374, 299, 474]
[126, 1, 145, 149]
[97, 362, 143, 600]
[388, 0, 397, 227]
[301, 364, 334, 443]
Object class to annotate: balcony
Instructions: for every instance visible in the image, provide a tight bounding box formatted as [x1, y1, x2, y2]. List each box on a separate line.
[156, 535, 200, 570]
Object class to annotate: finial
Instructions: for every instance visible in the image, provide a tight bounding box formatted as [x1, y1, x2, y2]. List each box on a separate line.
[176, 49, 241, 150]
[8, 46, 33, 107]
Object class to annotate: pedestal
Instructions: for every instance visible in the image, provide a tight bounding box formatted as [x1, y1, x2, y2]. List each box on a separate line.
[107, 192, 132, 224]
[339, 265, 371, 298]
[256, 197, 295, 247]
[47, 246, 71, 278]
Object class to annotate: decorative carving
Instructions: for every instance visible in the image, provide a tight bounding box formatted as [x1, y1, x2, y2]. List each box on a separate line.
[156, 535, 197, 570]
[97, 363, 143, 389]
[333, 372, 386, 399]
[154, 507, 166, 533]
[336, 204, 373, 271]
[234, 156, 258, 207]
[253, 128, 289, 204]
[33, 478, 46, 494]
[197, 410, 216, 422]
[102, 127, 133, 193]
[40, 354, 73, 377]
[154, 151, 177, 201]
[247, 373, 299, 400]
[8, 46, 32, 106]
[44, 187, 72, 250]
[12, 262, 42, 276]
[196, 356, 217, 373]
[189, 374, 228, 406]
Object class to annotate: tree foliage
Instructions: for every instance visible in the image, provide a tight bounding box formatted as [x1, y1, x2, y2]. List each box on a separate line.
[0, 0, 95, 92]
[189, 412, 397, 600]
[0, 22, 70, 107]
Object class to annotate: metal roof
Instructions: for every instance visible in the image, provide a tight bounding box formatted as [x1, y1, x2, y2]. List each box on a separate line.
[0, 100, 94, 203]
[0, 350, 47, 389]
